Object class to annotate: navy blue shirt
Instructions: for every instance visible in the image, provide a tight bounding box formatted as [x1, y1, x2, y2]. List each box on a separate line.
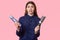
[16, 14, 41, 40]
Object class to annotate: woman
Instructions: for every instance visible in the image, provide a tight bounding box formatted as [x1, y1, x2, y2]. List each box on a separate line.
[15, 1, 41, 40]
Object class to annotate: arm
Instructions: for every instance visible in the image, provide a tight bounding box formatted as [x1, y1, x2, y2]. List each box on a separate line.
[16, 26, 25, 37]
[34, 25, 41, 37]
[35, 30, 40, 37]
[16, 17, 25, 37]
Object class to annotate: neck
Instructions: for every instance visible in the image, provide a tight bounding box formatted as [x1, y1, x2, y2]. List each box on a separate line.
[28, 13, 34, 16]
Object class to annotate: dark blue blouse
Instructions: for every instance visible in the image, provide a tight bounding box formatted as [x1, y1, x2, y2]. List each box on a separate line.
[16, 14, 41, 40]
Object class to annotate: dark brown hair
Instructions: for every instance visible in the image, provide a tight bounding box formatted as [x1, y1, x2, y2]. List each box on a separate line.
[24, 1, 38, 17]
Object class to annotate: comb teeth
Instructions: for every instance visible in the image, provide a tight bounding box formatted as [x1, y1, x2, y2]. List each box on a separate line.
[9, 15, 18, 22]
[9, 15, 21, 27]
[39, 16, 46, 24]
[9, 15, 13, 18]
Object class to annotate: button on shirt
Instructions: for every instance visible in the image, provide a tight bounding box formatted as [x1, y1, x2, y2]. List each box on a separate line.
[16, 14, 41, 40]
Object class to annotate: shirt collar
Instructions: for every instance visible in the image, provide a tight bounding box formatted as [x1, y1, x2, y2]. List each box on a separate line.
[26, 14, 34, 18]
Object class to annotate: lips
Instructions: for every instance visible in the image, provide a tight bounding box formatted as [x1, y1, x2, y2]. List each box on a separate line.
[29, 10, 32, 12]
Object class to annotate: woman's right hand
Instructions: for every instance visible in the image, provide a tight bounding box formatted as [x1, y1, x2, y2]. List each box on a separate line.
[14, 22, 21, 31]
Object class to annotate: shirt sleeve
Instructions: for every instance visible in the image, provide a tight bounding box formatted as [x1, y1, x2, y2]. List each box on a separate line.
[35, 30, 40, 37]
[16, 17, 25, 37]
[35, 17, 41, 37]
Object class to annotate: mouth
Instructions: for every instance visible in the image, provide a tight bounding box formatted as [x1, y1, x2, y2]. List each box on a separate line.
[29, 10, 32, 12]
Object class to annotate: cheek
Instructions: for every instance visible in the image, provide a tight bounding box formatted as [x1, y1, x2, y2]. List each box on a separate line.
[32, 8, 35, 11]
[31, 8, 35, 12]
[26, 8, 30, 12]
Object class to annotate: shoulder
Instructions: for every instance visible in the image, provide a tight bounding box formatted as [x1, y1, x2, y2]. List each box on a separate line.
[34, 16, 41, 25]
[18, 16, 26, 22]
[19, 16, 25, 20]
[34, 16, 41, 21]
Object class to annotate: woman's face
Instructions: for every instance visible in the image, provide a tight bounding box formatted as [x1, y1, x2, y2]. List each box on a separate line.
[26, 3, 35, 14]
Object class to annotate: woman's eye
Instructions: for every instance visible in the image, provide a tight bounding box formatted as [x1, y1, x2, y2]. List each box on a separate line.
[27, 6, 30, 8]
[31, 6, 34, 8]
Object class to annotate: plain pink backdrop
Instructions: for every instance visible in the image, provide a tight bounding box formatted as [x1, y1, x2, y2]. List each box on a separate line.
[0, 0, 60, 40]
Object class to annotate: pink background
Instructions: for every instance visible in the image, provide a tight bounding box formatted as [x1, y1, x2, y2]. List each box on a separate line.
[0, 0, 60, 40]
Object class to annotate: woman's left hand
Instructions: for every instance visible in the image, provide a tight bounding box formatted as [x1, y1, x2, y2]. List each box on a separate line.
[34, 25, 40, 34]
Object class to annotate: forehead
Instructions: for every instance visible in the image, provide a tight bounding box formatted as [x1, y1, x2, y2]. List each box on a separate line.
[27, 3, 34, 6]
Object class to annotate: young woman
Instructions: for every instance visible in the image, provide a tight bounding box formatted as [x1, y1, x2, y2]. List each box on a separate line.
[15, 1, 41, 40]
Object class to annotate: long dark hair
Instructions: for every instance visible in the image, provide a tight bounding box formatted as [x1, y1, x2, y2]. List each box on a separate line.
[24, 1, 38, 17]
